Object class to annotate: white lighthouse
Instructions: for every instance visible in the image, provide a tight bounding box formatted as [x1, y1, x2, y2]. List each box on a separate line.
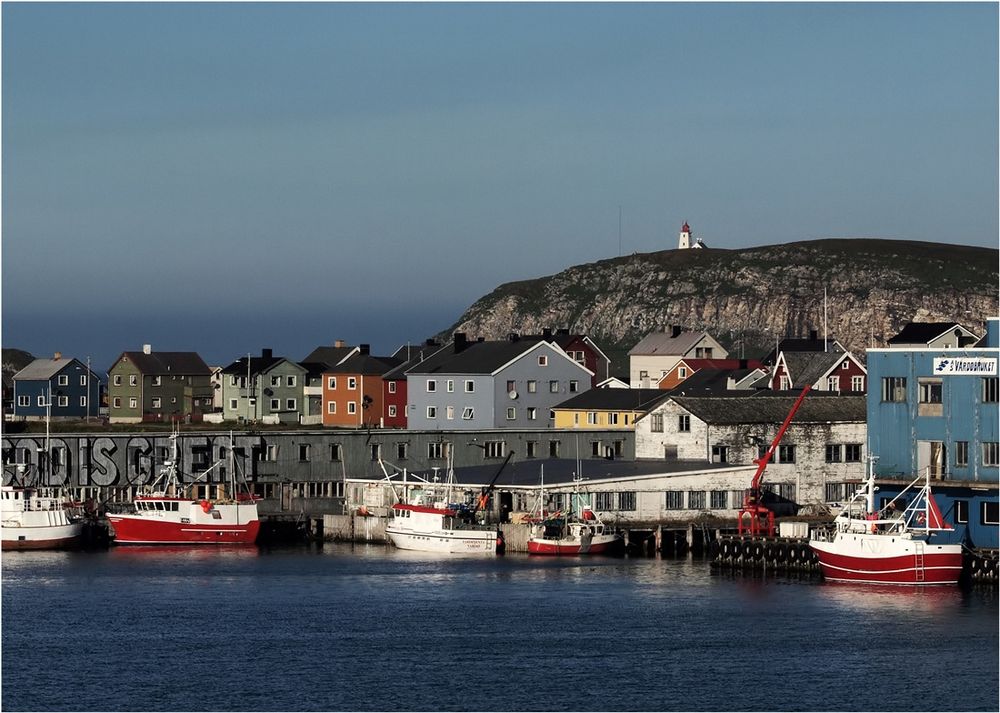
[678, 221, 705, 249]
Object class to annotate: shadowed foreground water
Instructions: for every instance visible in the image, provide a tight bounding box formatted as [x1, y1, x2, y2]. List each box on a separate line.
[2, 544, 997, 711]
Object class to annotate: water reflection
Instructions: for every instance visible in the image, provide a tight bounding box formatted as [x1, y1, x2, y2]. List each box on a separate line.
[818, 581, 966, 614]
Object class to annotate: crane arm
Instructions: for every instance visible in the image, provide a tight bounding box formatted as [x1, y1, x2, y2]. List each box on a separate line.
[474, 450, 514, 513]
[750, 385, 811, 492]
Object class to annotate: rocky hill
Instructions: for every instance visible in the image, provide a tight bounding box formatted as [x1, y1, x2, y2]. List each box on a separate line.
[443, 239, 998, 369]
[2, 348, 34, 376]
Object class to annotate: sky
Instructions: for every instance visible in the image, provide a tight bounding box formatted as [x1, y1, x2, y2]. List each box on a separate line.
[3, 2, 998, 372]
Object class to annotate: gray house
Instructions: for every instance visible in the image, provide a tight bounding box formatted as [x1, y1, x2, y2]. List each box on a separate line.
[221, 349, 307, 424]
[405, 333, 594, 431]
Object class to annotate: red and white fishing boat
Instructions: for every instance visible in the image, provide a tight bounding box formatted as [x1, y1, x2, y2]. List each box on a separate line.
[107, 432, 260, 546]
[809, 456, 963, 585]
[527, 475, 623, 556]
[1, 485, 84, 551]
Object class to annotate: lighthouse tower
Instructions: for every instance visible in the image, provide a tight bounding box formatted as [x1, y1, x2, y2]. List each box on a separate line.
[678, 221, 692, 249]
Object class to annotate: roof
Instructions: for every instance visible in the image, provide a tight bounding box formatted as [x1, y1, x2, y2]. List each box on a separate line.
[761, 337, 843, 364]
[781, 351, 849, 387]
[116, 351, 211, 376]
[887, 322, 978, 345]
[220, 354, 293, 377]
[302, 345, 357, 368]
[326, 353, 403, 376]
[671, 394, 867, 425]
[667, 368, 770, 395]
[552, 388, 672, 412]
[628, 330, 707, 357]
[406, 338, 587, 376]
[13, 357, 75, 381]
[675, 358, 764, 372]
[384, 343, 451, 380]
[299, 362, 330, 379]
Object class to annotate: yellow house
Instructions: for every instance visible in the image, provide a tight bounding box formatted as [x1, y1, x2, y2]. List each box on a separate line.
[552, 389, 671, 429]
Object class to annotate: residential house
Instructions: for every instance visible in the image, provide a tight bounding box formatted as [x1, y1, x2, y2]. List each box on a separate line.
[552, 388, 672, 442]
[760, 331, 847, 366]
[866, 317, 998, 549]
[220, 349, 307, 424]
[299, 362, 329, 426]
[381, 341, 448, 429]
[108, 347, 213, 423]
[406, 333, 593, 431]
[12, 354, 103, 421]
[628, 326, 728, 388]
[770, 348, 867, 393]
[634, 391, 868, 509]
[322, 346, 402, 428]
[886, 322, 980, 349]
[657, 358, 764, 390]
[524, 329, 611, 387]
[596, 376, 630, 389]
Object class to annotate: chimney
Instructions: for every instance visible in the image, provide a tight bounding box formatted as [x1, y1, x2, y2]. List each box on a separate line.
[334, 339, 345, 348]
[143, 344, 152, 355]
[542, 328, 553, 339]
[262, 348, 273, 360]
[359, 344, 370, 355]
[671, 325, 682, 338]
[810, 329, 818, 341]
[454, 332, 468, 354]
[508, 332, 520, 342]
[53, 352, 62, 361]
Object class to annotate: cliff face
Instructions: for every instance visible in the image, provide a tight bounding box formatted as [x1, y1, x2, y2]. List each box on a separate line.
[444, 239, 998, 361]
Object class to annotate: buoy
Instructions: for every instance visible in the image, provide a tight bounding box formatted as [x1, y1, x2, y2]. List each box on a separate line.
[201, 500, 212, 513]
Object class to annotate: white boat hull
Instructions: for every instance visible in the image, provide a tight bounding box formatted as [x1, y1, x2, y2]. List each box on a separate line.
[2, 521, 84, 550]
[386, 526, 498, 554]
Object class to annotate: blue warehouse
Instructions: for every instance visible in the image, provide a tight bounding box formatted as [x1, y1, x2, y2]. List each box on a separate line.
[867, 318, 999, 549]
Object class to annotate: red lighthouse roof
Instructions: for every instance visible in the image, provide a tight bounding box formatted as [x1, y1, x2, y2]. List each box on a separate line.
[681, 221, 690, 232]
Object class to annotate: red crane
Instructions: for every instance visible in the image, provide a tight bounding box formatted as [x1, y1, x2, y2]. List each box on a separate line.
[738, 385, 811, 537]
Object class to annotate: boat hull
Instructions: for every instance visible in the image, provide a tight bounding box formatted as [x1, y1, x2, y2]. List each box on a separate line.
[2, 522, 85, 551]
[107, 515, 260, 545]
[810, 535, 962, 585]
[528, 533, 623, 556]
[386, 526, 498, 554]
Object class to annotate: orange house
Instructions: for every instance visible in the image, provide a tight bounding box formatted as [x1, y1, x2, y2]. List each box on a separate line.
[322, 350, 400, 428]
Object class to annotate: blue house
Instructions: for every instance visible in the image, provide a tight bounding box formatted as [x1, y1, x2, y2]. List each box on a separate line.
[866, 318, 999, 549]
[12, 355, 104, 421]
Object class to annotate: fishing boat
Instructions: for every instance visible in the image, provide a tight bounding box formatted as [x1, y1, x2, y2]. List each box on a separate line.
[809, 456, 963, 585]
[1, 485, 84, 550]
[107, 431, 260, 546]
[527, 474, 623, 556]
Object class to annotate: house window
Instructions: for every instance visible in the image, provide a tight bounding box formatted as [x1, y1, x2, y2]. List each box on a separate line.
[446, 406, 455, 420]
[328, 377, 337, 389]
[688, 491, 706, 509]
[506, 407, 516, 421]
[527, 380, 537, 393]
[426, 380, 436, 393]
[983, 378, 998, 403]
[264, 445, 278, 461]
[286, 375, 297, 388]
[129, 397, 137, 409]
[526, 441, 538, 458]
[462, 407, 474, 420]
[881, 377, 907, 402]
[591, 441, 601, 457]
[778, 445, 796, 464]
[506, 380, 516, 393]
[129, 375, 137, 386]
[17, 395, 29, 407]
[779, 376, 791, 390]
[370, 444, 381, 461]
[711, 445, 728, 463]
[710, 491, 728, 509]
[527, 407, 537, 420]
[618, 492, 636, 511]
[79, 396, 87, 407]
[650, 413, 664, 433]
[58, 375, 69, 386]
[982, 500, 999, 526]
[327, 402, 336, 414]
[538, 355, 548, 366]
[827, 376, 840, 391]
[678, 414, 690, 432]
[954, 500, 969, 524]
[825, 445, 842, 463]
[464, 380, 474, 393]
[983, 442, 999, 467]
[286, 399, 296, 410]
[609, 412, 619, 425]
[665, 491, 683, 510]
[845, 444, 862, 463]
[427, 406, 437, 418]
[271, 376, 281, 387]
[852, 376, 865, 392]
[347, 402, 357, 415]
[918, 378, 942, 403]
[549, 441, 560, 457]
[678, 367, 687, 379]
[587, 412, 598, 425]
[388, 381, 396, 394]
[347, 377, 357, 390]
[447, 380, 454, 392]
[113, 375, 122, 386]
[484, 441, 505, 459]
[956, 441, 969, 467]
[57, 396, 68, 407]
[549, 380, 559, 393]
[298, 444, 310, 461]
[428, 442, 446, 459]
[639, 370, 649, 380]
[113, 397, 122, 409]
[388, 405, 397, 418]
[841, 361, 850, 370]
[152, 397, 162, 409]
[270, 399, 280, 410]
[330, 444, 342, 461]
[80, 375, 87, 386]
[569, 380, 579, 393]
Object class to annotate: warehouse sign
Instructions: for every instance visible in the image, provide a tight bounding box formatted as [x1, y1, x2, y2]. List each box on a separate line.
[933, 357, 998, 375]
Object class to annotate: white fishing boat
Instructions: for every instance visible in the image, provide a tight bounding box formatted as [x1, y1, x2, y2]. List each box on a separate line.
[1, 485, 84, 550]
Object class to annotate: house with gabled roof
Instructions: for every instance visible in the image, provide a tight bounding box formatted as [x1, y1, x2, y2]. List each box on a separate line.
[657, 358, 764, 390]
[406, 333, 593, 431]
[628, 326, 727, 388]
[552, 388, 671, 432]
[302, 340, 360, 369]
[770, 348, 867, 393]
[520, 328, 611, 387]
[381, 341, 449, 429]
[220, 349, 307, 424]
[322, 346, 402, 428]
[13, 354, 103, 421]
[886, 322, 980, 349]
[108, 346, 213, 423]
[760, 330, 846, 366]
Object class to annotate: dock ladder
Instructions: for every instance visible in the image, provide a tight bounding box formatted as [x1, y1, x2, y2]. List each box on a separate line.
[914, 541, 925, 582]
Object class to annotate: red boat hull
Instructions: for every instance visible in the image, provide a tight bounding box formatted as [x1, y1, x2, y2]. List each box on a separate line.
[528, 536, 623, 556]
[811, 543, 962, 585]
[107, 516, 260, 545]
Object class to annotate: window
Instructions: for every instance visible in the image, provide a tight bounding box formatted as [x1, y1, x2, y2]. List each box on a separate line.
[984, 378, 998, 403]
[37, 395, 46, 407]
[286, 375, 296, 388]
[549, 380, 559, 393]
[618, 492, 636, 511]
[983, 442, 999, 467]
[427, 406, 437, 418]
[639, 370, 649, 380]
[370, 444, 381, 461]
[881, 377, 907, 402]
[918, 378, 942, 403]
[58, 375, 68, 386]
[426, 380, 436, 393]
[447, 380, 454, 393]
[678, 367, 687, 379]
[446, 406, 455, 420]
[609, 412, 619, 425]
[330, 444, 342, 461]
[286, 399, 296, 410]
[587, 412, 598, 425]
[347, 401, 357, 415]
[982, 501, 999, 526]
[954, 500, 968, 524]
[57, 396, 68, 407]
[396, 443, 408, 460]
[852, 376, 865, 392]
[129, 397, 137, 409]
[650, 413, 664, 433]
[328, 377, 337, 389]
[270, 399, 280, 410]
[844, 444, 862, 463]
[527, 380, 537, 393]
[956, 441, 969, 467]
[711, 445, 728, 463]
[264, 445, 278, 462]
[271, 376, 281, 387]
[298, 444, 310, 461]
[778, 445, 796, 464]
[113, 375, 122, 386]
[388, 381, 396, 394]
[152, 397, 162, 409]
[538, 355, 548, 366]
[506, 380, 516, 392]
[129, 375, 137, 386]
[827, 376, 840, 391]
[464, 380, 475, 393]
[506, 407, 516, 421]
[428, 442, 445, 459]
[710, 491, 728, 509]
[347, 377, 357, 390]
[779, 376, 791, 390]
[665, 491, 683, 510]
[484, 441, 506, 459]
[569, 380, 579, 393]
[549, 441, 560, 457]
[594, 492, 614, 510]
[79, 396, 87, 407]
[825, 444, 842, 463]
[80, 375, 87, 386]
[841, 360, 850, 370]
[591, 441, 601, 457]
[688, 491, 706, 509]
[112, 397, 121, 409]
[462, 407, 474, 420]
[678, 414, 690, 432]
[526, 441, 538, 458]
[327, 402, 336, 414]
[388, 405, 397, 417]
[527, 407, 537, 420]
[17, 396, 28, 407]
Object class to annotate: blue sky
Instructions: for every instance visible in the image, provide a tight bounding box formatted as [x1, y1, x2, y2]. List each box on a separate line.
[3, 2, 997, 371]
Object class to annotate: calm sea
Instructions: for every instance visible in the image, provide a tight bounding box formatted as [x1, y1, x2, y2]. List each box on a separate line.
[2, 545, 997, 712]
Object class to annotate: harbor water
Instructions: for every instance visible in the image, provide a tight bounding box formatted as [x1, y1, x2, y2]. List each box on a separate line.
[2, 544, 997, 712]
